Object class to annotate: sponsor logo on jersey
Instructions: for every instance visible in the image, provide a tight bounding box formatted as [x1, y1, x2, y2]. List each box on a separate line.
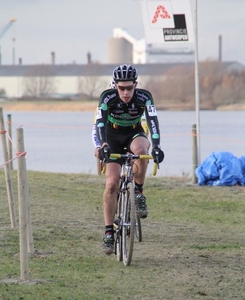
[151, 120, 157, 133]
[136, 90, 149, 102]
[103, 93, 116, 104]
[116, 103, 123, 108]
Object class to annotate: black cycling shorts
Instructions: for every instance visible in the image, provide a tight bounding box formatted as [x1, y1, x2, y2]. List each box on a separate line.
[105, 125, 148, 165]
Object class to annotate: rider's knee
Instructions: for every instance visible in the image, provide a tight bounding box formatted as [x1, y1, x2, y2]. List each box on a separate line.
[105, 178, 119, 194]
[132, 143, 149, 155]
[131, 137, 150, 154]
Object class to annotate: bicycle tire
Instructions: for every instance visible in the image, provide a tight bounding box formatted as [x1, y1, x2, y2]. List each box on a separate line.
[115, 193, 123, 262]
[135, 215, 142, 242]
[115, 227, 122, 261]
[122, 181, 136, 266]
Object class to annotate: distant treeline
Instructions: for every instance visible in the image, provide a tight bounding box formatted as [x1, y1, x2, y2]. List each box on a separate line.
[144, 61, 245, 110]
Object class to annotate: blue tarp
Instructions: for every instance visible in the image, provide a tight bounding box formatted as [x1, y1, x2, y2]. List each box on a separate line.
[195, 151, 245, 186]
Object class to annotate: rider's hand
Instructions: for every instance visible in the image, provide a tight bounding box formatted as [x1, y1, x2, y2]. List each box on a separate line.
[94, 147, 100, 158]
[151, 146, 164, 163]
[98, 144, 111, 160]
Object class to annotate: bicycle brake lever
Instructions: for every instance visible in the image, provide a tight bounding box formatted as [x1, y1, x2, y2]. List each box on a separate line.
[156, 156, 160, 169]
[154, 149, 160, 169]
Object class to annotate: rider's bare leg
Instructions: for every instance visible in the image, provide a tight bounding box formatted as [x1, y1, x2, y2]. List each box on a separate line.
[103, 162, 121, 226]
[130, 136, 150, 185]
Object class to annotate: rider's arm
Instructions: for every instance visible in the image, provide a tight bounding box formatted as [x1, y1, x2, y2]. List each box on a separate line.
[143, 91, 161, 147]
[92, 108, 101, 149]
[93, 84, 115, 149]
[92, 123, 101, 149]
[95, 91, 109, 146]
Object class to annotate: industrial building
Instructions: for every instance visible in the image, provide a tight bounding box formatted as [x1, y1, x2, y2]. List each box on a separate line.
[0, 61, 244, 99]
[0, 24, 244, 100]
[108, 28, 194, 64]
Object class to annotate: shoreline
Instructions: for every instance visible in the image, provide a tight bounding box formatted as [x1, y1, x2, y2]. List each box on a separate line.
[1, 100, 245, 111]
[0, 100, 98, 112]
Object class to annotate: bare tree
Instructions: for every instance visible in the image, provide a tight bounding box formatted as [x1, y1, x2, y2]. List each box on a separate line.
[22, 65, 56, 98]
[143, 65, 195, 105]
[77, 64, 107, 100]
[0, 88, 6, 97]
[198, 61, 245, 107]
[143, 61, 245, 109]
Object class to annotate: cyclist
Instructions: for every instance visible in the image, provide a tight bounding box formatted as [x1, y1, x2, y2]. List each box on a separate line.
[95, 64, 164, 255]
[92, 81, 149, 149]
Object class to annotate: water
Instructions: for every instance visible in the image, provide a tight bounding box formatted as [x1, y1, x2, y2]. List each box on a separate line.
[2, 110, 245, 177]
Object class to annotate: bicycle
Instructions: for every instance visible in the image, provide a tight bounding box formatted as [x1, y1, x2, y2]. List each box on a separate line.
[111, 153, 158, 266]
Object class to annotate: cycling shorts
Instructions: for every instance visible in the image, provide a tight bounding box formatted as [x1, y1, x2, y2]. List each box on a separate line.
[105, 125, 148, 165]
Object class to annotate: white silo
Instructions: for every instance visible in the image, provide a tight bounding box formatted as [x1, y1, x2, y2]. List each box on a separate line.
[108, 37, 133, 64]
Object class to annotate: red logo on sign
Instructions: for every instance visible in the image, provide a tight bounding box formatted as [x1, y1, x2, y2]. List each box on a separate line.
[152, 6, 171, 23]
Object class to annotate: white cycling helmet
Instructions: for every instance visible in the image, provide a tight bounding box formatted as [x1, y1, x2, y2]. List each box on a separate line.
[113, 64, 138, 82]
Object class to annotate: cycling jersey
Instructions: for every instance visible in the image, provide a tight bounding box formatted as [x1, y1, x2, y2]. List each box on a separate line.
[92, 111, 149, 149]
[95, 88, 160, 147]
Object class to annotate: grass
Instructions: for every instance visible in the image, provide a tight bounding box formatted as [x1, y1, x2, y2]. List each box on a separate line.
[1, 171, 245, 299]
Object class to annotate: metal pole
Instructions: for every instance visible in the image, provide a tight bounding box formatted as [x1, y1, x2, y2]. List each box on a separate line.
[194, 0, 201, 165]
[12, 38, 16, 65]
[192, 124, 198, 183]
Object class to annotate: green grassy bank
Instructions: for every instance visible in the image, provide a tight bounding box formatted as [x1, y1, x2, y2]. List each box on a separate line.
[0, 171, 245, 299]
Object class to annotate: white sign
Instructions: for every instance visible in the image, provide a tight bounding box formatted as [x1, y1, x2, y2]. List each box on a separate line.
[141, 0, 194, 45]
[146, 1, 175, 29]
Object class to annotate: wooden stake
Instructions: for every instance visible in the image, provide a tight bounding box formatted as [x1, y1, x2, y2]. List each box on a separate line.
[16, 128, 33, 281]
[7, 114, 13, 170]
[0, 107, 17, 228]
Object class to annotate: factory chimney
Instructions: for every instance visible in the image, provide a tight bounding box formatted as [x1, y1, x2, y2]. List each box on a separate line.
[87, 51, 91, 64]
[51, 52, 55, 65]
[218, 35, 222, 62]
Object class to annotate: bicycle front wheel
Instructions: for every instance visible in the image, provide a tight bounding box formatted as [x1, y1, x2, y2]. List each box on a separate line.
[122, 181, 136, 266]
[115, 192, 123, 262]
[115, 223, 122, 262]
[135, 215, 142, 242]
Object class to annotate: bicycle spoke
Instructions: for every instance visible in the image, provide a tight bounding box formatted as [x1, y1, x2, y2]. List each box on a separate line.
[122, 182, 136, 266]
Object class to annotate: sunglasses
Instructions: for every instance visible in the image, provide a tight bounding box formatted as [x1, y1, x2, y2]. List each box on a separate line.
[117, 84, 135, 92]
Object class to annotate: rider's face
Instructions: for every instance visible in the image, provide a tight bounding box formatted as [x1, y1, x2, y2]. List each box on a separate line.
[116, 81, 137, 103]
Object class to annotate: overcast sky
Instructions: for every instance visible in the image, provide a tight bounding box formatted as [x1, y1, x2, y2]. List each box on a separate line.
[1, 0, 245, 66]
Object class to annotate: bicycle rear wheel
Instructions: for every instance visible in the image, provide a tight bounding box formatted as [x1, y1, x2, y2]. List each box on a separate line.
[122, 181, 136, 266]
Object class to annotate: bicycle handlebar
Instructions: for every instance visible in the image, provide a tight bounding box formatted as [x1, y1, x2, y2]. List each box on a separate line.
[110, 153, 153, 160]
[109, 153, 158, 176]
